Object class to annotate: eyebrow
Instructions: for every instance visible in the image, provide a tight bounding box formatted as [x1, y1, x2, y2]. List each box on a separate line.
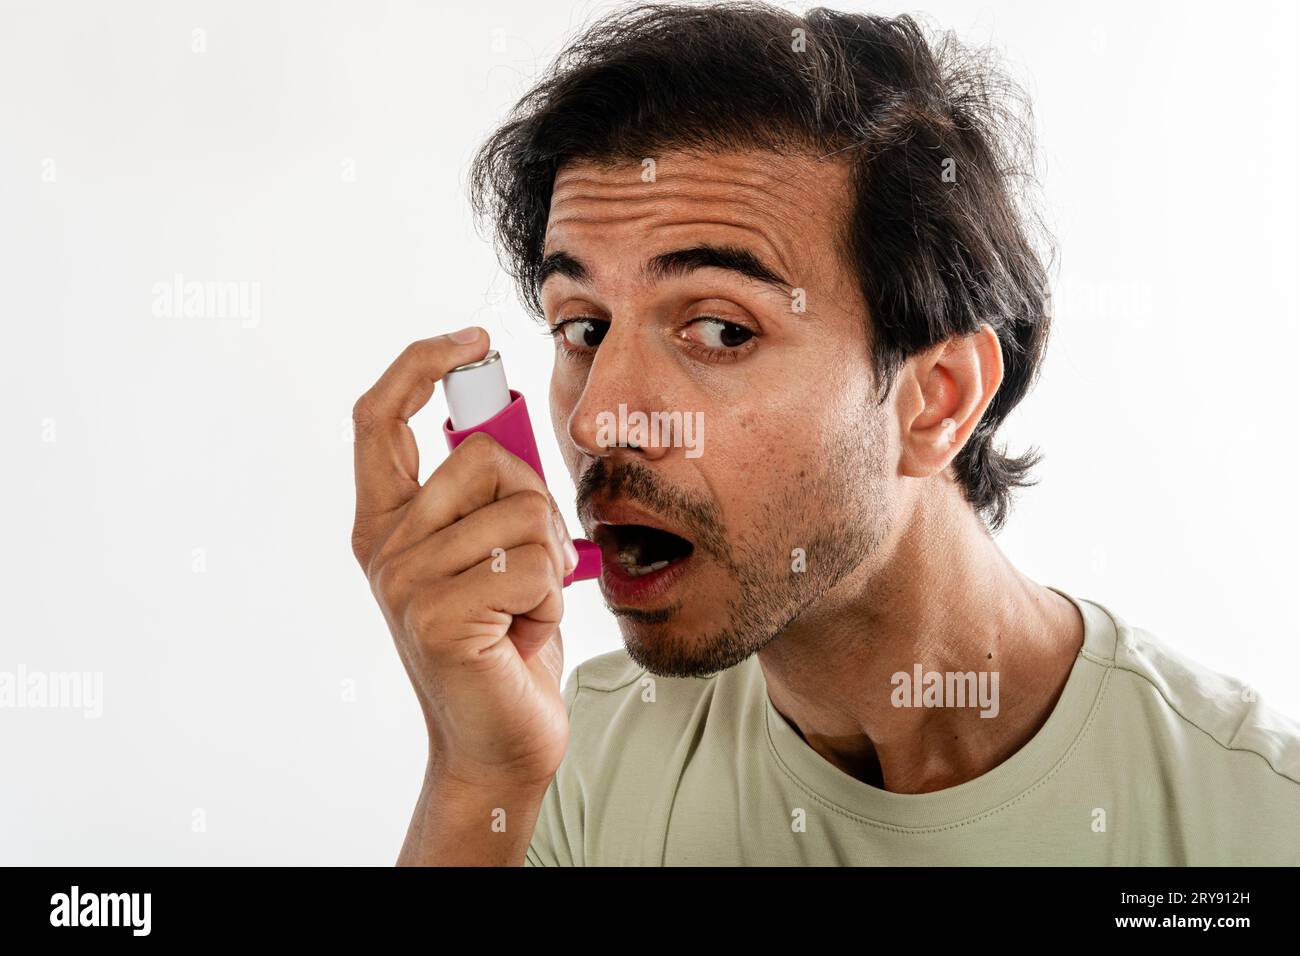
[538, 243, 792, 294]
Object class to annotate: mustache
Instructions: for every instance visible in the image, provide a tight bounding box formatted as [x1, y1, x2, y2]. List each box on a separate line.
[576, 458, 729, 561]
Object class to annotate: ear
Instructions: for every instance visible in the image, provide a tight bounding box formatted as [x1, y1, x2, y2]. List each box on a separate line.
[896, 324, 1003, 479]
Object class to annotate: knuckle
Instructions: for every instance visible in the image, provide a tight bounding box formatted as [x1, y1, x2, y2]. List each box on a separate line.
[402, 587, 443, 643]
[371, 537, 426, 601]
[350, 514, 375, 569]
[457, 429, 499, 458]
[398, 338, 428, 362]
[515, 489, 554, 531]
[371, 552, 403, 602]
[454, 432, 509, 489]
[350, 526, 368, 569]
[351, 391, 374, 425]
[516, 541, 553, 577]
[351, 392, 377, 441]
[401, 336, 447, 367]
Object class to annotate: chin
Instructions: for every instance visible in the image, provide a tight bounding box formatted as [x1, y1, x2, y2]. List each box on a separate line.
[617, 606, 761, 680]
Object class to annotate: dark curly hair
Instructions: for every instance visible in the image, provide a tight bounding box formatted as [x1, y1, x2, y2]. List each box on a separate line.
[469, 1, 1056, 533]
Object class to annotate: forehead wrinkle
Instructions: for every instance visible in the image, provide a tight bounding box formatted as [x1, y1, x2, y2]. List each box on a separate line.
[548, 187, 787, 227]
[546, 156, 852, 300]
[550, 177, 813, 220]
[554, 154, 848, 209]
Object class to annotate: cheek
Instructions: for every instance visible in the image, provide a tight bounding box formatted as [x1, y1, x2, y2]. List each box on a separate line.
[703, 405, 818, 537]
[720, 388, 872, 516]
[726, 393, 827, 474]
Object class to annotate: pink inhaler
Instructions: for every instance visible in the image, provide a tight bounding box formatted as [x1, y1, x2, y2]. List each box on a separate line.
[441, 349, 601, 587]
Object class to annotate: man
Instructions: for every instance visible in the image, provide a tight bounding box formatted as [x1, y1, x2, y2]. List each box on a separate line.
[350, 3, 1300, 865]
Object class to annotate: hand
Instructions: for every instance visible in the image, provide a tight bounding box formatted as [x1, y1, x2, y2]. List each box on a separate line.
[351, 329, 576, 790]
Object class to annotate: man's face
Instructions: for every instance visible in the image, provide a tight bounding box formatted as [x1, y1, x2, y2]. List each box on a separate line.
[542, 149, 897, 677]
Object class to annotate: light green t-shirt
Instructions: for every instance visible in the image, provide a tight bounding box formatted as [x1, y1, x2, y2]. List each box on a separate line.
[525, 588, 1300, 865]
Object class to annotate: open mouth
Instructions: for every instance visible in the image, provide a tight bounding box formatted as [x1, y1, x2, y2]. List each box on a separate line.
[594, 523, 696, 578]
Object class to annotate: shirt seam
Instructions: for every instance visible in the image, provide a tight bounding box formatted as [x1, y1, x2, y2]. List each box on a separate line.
[1081, 606, 1299, 787]
[1102, 656, 1300, 788]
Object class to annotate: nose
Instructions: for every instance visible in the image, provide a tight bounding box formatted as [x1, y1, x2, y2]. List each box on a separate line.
[565, 325, 671, 465]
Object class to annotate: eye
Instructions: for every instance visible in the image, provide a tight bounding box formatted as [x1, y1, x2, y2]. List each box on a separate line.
[684, 317, 755, 350]
[548, 313, 757, 364]
[550, 317, 609, 350]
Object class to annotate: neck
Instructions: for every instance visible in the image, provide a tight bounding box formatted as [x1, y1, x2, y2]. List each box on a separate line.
[757, 478, 1084, 794]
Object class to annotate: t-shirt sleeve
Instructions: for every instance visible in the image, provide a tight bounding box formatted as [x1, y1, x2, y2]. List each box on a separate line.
[524, 662, 582, 867]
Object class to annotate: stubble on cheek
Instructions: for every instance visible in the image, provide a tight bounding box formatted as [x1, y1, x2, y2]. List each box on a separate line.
[725, 413, 891, 643]
[622, 410, 891, 678]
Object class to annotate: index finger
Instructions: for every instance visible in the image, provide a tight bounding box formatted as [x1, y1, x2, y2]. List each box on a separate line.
[352, 329, 490, 523]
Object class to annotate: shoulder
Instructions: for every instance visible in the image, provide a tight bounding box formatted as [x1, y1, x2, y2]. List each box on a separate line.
[1077, 596, 1300, 803]
[560, 645, 741, 734]
[563, 646, 646, 698]
[556, 646, 758, 788]
[528, 647, 742, 865]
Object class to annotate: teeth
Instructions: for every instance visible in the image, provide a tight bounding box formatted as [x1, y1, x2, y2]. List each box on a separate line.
[618, 557, 671, 577]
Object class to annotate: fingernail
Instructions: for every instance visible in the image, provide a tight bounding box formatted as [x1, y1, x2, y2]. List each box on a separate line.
[552, 511, 577, 571]
[448, 326, 481, 344]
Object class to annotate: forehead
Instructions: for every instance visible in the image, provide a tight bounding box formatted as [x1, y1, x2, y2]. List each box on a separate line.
[543, 150, 853, 282]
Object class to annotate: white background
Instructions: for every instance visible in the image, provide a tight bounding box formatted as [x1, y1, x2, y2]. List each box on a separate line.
[2, 0, 1297, 864]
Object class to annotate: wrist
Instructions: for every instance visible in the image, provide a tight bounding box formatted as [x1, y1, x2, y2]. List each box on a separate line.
[423, 751, 554, 805]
